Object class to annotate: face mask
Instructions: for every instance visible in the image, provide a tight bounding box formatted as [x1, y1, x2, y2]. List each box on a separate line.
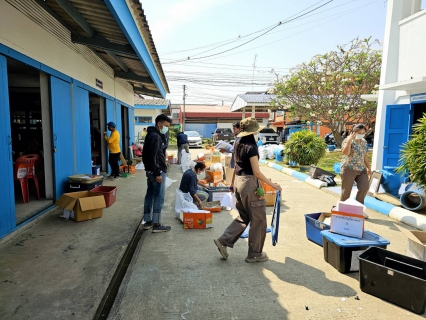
[356, 134, 364, 140]
[160, 125, 169, 134]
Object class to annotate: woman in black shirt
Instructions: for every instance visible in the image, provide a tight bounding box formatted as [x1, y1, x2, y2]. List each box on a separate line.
[214, 118, 282, 263]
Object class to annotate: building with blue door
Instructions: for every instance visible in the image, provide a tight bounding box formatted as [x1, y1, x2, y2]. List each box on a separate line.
[371, 0, 426, 171]
[0, 0, 169, 239]
[134, 96, 171, 142]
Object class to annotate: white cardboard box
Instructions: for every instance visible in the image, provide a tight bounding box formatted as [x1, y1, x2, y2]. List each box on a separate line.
[330, 213, 364, 238]
[397, 225, 426, 261]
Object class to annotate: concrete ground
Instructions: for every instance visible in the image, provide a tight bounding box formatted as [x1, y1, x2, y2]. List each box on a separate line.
[109, 149, 424, 320]
[0, 172, 149, 319]
[1, 147, 425, 319]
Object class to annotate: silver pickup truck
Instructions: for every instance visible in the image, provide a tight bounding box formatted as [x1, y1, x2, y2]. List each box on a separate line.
[212, 128, 234, 144]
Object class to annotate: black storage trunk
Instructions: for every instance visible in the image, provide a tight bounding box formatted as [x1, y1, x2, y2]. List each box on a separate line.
[309, 165, 336, 179]
[65, 179, 103, 193]
[359, 247, 426, 314]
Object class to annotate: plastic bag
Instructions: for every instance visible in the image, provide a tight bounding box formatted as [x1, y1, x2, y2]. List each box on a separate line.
[175, 189, 198, 219]
[135, 162, 145, 170]
[165, 177, 176, 189]
[181, 151, 191, 172]
[221, 193, 236, 210]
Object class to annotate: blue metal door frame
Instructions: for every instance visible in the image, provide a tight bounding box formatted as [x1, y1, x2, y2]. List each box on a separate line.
[50, 76, 74, 198]
[73, 86, 91, 174]
[0, 55, 15, 238]
[383, 104, 411, 167]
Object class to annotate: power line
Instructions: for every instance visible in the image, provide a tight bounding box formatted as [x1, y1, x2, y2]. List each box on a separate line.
[189, 0, 382, 63]
[163, 0, 333, 64]
[159, 0, 335, 57]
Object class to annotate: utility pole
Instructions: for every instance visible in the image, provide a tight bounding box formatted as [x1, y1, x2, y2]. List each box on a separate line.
[182, 85, 186, 132]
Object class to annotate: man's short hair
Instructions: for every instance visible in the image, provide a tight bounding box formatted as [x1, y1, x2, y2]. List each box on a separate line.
[195, 162, 206, 170]
[233, 121, 240, 129]
[155, 114, 172, 125]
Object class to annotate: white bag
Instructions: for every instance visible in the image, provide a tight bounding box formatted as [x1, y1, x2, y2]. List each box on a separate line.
[165, 177, 176, 190]
[175, 189, 198, 219]
[181, 151, 191, 172]
[221, 192, 236, 210]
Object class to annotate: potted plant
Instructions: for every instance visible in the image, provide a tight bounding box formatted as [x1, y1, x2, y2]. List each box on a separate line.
[284, 130, 326, 171]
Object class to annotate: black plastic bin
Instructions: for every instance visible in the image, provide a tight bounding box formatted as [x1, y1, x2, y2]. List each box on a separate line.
[321, 230, 390, 273]
[65, 179, 103, 193]
[359, 247, 426, 314]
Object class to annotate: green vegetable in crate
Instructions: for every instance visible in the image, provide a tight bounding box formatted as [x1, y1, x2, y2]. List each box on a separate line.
[256, 187, 265, 199]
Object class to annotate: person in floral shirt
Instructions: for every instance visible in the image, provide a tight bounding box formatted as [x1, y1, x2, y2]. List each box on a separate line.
[340, 124, 372, 204]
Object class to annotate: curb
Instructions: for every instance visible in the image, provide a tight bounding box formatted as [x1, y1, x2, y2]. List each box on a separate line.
[260, 160, 426, 231]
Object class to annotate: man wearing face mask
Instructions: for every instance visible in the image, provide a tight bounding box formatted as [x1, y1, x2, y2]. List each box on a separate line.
[179, 162, 209, 208]
[340, 123, 372, 205]
[142, 114, 172, 232]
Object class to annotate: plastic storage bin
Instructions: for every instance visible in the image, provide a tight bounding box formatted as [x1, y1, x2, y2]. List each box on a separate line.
[321, 230, 390, 273]
[304, 212, 331, 246]
[66, 179, 103, 193]
[359, 247, 426, 314]
[205, 187, 230, 202]
[91, 186, 117, 207]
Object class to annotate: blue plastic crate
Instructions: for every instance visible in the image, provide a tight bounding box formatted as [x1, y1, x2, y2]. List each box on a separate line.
[304, 212, 331, 246]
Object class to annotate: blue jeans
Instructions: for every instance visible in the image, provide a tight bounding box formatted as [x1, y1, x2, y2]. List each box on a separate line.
[144, 172, 166, 224]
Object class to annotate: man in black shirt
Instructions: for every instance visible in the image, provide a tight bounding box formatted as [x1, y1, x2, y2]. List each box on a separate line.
[179, 162, 209, 207]
[177, 132, 189, 164]
[142, 114, 172, 233]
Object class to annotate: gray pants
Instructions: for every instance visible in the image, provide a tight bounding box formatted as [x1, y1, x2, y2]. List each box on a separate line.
[340, 166, 369, 204]
[218, 175, 267, 258]
[178, 143, 189, 164]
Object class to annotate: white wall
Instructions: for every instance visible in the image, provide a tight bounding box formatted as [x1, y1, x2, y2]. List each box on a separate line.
[0, 1, 134, 105]
[399, 10, 426, 82]
[134, 109, 157, 138]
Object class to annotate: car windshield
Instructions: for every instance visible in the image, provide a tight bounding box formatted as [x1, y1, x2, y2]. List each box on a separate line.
[185, 131, 200, 137]
[260, 128, 276, 134]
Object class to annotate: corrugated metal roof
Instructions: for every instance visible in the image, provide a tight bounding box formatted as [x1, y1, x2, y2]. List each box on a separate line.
[237, 93, 276, 104]
[6, 0, 168, 98]
[134, 96, 170, 106]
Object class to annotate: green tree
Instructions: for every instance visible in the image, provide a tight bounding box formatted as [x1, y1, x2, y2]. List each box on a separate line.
[270, 37, 382, 147]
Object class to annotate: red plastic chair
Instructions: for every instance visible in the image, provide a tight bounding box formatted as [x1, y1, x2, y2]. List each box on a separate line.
[14, 154, 40, 203]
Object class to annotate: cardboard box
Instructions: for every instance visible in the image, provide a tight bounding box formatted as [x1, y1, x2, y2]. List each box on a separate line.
[318, 212, 332, 225]
[330, 211, 364, 238]
[212, 155, 221, 163]
[397, 225, 426, 261]
[225, 155, 232, 166]
[56, 191, 106, 222]
[336, 198, 364, 216]
[225, 167, 234, 185]
[265, 191, 277, 206]
[206, 170, 223, 183]
[180, 209, 212, 229]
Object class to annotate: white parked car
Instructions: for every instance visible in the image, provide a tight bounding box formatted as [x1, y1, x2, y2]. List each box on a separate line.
[185, 131, 202, 148]
[257, 128, 279, 145]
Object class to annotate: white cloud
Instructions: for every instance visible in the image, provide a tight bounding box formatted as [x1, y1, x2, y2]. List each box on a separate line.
[147, 0, 230, 43]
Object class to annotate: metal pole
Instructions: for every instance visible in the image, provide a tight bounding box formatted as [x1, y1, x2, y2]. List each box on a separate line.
[182, 84, 186, 132]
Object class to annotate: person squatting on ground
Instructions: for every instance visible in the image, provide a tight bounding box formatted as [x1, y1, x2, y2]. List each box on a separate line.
[179, 162, 209, 208]
[104, 122, 121, 180]
[340, 123, 372, 205]
[214, 117, 282, 263]
[142, 114, 172, 233]
[177, 131, 190, 164]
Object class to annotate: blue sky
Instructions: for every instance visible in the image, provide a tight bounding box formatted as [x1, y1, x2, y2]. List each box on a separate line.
[142, 0, 391, 105]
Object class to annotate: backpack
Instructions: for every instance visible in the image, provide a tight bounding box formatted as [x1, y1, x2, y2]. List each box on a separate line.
[318, 174, 336, 187]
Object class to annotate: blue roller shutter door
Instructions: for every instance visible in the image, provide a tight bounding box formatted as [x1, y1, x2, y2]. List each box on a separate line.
[74, 86, 91, 174]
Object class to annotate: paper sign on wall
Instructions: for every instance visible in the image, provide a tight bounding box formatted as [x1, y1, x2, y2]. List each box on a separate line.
[331, 213, 364, 238]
